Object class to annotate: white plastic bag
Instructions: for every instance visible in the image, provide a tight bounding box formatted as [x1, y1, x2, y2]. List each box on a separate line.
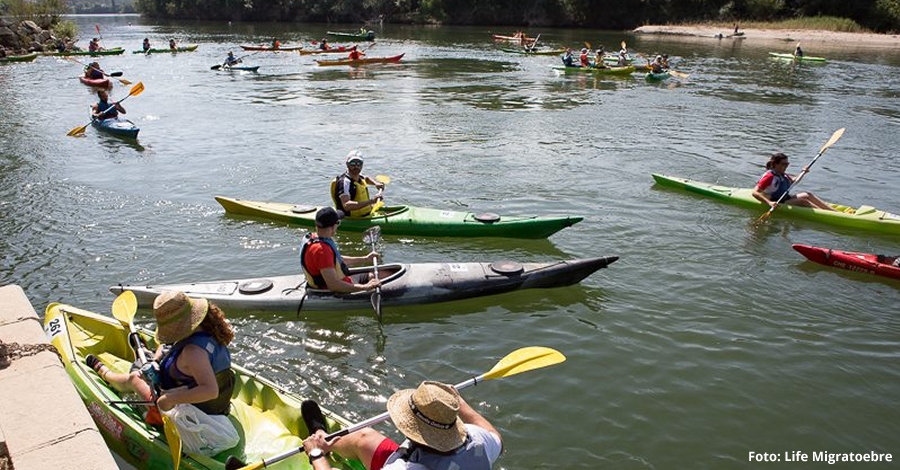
[163, 403, 239, 456]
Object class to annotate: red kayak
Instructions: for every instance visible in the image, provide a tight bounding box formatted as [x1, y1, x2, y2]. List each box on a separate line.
[79, 76, 111, 88]
[792, 244, 900, 280]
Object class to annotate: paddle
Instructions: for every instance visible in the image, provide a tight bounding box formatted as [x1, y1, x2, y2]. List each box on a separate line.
[669, 69, 689, 79]
[67, 81, 144, 137]
[67, 57, 132, 85]
[374, 174, 391, 185]
[224, 346, 565, 470]
[526, 33, 541, 52]
[111, 291, 183, 470]
[757, 128, 846, 223]
[95, 24, 102, 40]
[362, 226, 383, 321]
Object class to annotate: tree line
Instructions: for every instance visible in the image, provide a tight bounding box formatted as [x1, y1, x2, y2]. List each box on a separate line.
[130, 0, 898, 33]
[2, 0, 897, 33]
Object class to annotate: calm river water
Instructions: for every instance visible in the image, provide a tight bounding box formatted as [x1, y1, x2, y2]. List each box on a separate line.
[2, 14, 899, 469]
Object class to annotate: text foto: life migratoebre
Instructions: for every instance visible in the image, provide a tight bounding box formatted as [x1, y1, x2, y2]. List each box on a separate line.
[749, 451, 892, 464]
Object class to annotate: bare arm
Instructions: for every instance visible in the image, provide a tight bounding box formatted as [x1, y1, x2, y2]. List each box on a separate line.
[320, 266, 380, 293]
[457, 396, 502, 450]
[156, 344, 219, 411]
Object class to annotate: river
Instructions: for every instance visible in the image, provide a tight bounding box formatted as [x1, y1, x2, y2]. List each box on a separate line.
[1, 14, 899, 469]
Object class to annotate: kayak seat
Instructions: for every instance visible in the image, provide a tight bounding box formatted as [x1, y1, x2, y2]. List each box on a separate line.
[224, 399, 303, 464]
[291, 205, 316, 214]
[854, 205, 876, 216]
[474, 212, 501, 224]
[238, 279, 273, 295]
[490, 261, 524, 276]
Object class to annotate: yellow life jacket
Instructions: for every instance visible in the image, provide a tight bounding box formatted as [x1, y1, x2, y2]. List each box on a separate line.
[330, 173, 372, 217]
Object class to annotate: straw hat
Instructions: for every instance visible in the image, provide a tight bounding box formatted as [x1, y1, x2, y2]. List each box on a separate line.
[387, 381, 466, 452]
[153, 291, 208, 343]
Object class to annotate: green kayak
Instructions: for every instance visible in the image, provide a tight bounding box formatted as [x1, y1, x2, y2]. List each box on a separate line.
[326, 30, 375, 41]
[645, 71, 671, 81]
[768, 52, 827, 63]
[0, 52, 38, 63]
[215, 196, 582, 238]
[551, 65, 635, 75]
[43, 47, 126, 56]
[134, 45, 199, 54]
[651, 174, 900, 234]
[44, 301, 366, 470]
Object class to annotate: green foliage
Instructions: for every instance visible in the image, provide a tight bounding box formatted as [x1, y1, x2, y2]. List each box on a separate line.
[52, 20, 78, 39]
[872, 0, 900, 32]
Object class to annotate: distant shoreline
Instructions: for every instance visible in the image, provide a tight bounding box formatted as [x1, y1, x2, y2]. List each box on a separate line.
[634, 25, 900, 49]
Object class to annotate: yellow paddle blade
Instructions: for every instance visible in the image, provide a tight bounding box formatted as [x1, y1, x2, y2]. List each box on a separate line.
[621, 40, 626, 50]
[820, 128, 845, 152]
[372, 200, 385, 213]
[67, 124, 89, 137]
[375, 174, 391, 185]
[483, 346, 565, 381]
[163, 414, 182, 470]
[670, 70, 689, 79]
[128, 81, 145, 97]
[111, 290, 138, 327]
[584, 41, 591, 50]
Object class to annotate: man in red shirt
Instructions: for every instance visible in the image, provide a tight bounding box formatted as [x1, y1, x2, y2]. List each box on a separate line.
[300, 207, 381, 292]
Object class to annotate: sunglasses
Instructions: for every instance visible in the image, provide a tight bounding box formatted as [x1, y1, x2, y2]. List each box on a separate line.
[348, 162, 363, 168]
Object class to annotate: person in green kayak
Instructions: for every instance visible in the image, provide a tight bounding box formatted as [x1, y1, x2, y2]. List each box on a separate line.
[299, 207, 381, 293]
[92, 89, 126, 120]
[85, 291, 239, 455]
[794, 45, 803, 57]
[332, 150, 384, 218]
[299, 381, 503, 470]
[169, 38, 177, 50]
[142, 38, 151, 52]
[752, 152, 836, 211]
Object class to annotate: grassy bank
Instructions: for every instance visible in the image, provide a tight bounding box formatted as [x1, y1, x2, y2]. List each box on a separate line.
[681, 16, 869, 34]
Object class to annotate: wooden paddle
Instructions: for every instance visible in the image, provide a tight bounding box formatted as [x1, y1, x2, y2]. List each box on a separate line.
[224, 346, 566, 470]
[67, 81, 144, 136]
[669, 69, 689, 79]
[757, 128, 846, 223]
[362, 226, 383, 321]
[111, 291, 183, 470]
[66, 56, 132, 85]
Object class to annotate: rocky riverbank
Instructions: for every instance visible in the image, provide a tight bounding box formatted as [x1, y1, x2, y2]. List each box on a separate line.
[0, 18, 75, 58]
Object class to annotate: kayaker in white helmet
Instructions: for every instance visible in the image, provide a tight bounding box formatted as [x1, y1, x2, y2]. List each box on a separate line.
[299, 381, 503, 470]
[332, 149, 384, 218]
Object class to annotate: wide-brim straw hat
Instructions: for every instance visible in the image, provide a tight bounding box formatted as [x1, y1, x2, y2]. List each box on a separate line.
[387, 381, 466, 452]
[153, 291, 208, 343]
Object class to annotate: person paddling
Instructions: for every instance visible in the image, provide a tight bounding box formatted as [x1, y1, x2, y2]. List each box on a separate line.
[299, 381, 503, 470]
[92, 89, 126, 120]
[752, 152, 836, 211]
[223, 51, 241, 67]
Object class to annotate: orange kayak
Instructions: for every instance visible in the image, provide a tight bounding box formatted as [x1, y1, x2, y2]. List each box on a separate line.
[298, 45, 356, 55]
[316, 53, 404, 66]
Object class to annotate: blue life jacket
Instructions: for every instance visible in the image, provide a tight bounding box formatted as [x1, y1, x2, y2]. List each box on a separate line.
[159, 331, 234, 415]
[96, 99, 118, 118]
[763, 170, 792, 201]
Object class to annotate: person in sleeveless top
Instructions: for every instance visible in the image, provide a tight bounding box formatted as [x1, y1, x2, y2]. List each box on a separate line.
[85, 291, 236, 436]
[752, 152, 836, 211]
[299, 381, 503, 470]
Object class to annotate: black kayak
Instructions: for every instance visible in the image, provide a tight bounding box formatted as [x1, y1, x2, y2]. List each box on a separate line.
[110, 257, 618, 314]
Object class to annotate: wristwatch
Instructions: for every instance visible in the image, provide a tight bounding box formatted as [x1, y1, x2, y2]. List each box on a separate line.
[308, 448, 326, 464]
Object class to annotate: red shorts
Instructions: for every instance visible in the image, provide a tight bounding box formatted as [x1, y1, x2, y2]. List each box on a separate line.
[370, 437, 400, 470]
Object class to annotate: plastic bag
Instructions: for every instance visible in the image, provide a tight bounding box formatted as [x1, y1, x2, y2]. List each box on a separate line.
[163, 403, 239, 456]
